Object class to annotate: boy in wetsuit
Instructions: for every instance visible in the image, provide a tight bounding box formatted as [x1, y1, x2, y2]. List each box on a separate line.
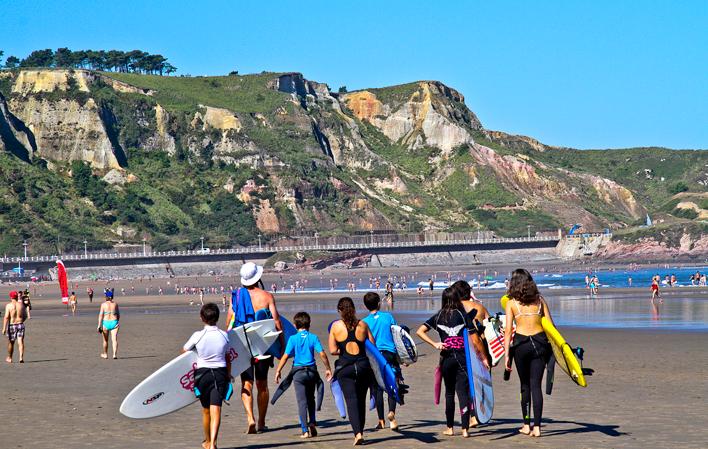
[183, 303, 232, 449]
[274, 312, 332, 439]
[362, 292, 402, 430]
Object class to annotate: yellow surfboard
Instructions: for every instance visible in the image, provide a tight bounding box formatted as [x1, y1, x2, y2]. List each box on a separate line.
[501, 295, 587, 387]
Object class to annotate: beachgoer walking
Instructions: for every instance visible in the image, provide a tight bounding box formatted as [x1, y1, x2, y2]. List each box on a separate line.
[87, 287, 94, 303]
[226, 262, 284, 434]
[70, 291, 77, 315]
[328, 297, 375, 445]
[651, 279, 661, 303]
[273, 311, 332, 439]
[504, 269, 553, 438]
[3, 291, 28, 363]
[183, 303, 233, 449]
[97, 289, 120, 359]
[363, 292, 402, 430]
[416, 287, 475, 437]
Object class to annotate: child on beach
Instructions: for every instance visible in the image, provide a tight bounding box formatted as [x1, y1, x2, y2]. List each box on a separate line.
[182, 303, 233, 449]
[273, 312, 332, 439]
[362, 292, 402, 430]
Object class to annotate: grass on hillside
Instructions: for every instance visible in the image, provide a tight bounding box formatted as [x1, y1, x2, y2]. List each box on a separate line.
[103, 72, 289, 114]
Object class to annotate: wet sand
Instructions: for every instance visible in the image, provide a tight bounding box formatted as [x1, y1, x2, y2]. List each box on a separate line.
[1, 287, 707, 448]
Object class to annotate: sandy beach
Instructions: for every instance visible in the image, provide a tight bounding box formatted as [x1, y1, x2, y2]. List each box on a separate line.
[1, 277, 707, 449]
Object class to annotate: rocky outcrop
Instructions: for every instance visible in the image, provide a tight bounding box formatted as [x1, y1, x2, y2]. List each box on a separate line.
[342, 82, 479, 154]
[595, 233, 708, 259]
[11, 69, 92, 94]
[7, 96, 126, 169]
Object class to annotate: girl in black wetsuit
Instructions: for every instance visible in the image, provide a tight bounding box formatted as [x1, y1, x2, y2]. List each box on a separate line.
[503, 269, 553, 438]
[328, 297, 375, 446]
[416, 287, 474, 438]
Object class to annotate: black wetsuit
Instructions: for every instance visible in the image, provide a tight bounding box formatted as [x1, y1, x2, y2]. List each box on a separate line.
[334, 325, 374, 435]
[424, 308, 471, 430]
[512, 332, 549, 428]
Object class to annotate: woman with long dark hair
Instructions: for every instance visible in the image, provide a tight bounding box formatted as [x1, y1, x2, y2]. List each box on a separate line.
[416, 287, 472, 437]
[503, 269, 553, 438]
[328, 297, 375, 445]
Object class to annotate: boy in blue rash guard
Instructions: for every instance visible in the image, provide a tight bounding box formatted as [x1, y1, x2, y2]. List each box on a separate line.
[274, 312, 332, 439]
[362, 292, 401, 431]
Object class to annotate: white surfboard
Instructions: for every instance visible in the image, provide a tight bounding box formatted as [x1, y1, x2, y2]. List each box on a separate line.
[120, 319, 280, 419]
[391, 325, 417, 364]
[483, 314, 514, 367]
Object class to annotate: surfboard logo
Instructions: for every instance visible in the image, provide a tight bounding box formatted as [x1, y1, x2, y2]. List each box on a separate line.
[226, 348, 239, 363]
[180, 363, 198, 391]
[142, 392, 164, 405]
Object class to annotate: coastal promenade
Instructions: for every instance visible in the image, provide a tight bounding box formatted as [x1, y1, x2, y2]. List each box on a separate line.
[2, 233, 561, 271]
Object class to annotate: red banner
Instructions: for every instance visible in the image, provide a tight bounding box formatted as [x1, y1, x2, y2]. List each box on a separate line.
[57, 260, 69, 304]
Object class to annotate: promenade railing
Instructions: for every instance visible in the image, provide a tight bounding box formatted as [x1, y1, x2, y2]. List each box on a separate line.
[1, 234, 563, 265]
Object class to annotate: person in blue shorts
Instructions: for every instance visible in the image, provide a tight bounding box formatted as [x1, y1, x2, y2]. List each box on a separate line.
[362, 291, 402, 431]
[274, 312, 332, 439]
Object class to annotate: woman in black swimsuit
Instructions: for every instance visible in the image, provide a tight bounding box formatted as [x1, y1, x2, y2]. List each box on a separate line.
[328, 297, 375, 445]
[416, 287, 473, 437]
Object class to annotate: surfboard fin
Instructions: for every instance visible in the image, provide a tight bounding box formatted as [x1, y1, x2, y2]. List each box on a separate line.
[262, 330, 283, 338]
[255, 355, 272, 361]
[244, 324, 262, 333]
[582, 368, 595, 376]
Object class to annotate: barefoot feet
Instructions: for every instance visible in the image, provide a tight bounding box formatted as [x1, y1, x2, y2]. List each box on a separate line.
[519, 424, 531, 435]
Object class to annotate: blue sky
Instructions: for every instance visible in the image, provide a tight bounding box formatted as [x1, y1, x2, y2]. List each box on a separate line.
[2, 0, 706, 149]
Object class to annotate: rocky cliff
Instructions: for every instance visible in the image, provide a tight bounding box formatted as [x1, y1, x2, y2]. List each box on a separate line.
[0, 68, 705, 255]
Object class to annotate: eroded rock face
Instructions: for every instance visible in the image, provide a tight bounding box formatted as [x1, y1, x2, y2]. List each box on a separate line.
[591, 176, 643, 219]
[8, 96, 125, 169]
[254, 199, 281, 233]
[342, 82, 479, 154]
[11, 69, 92, 95]
[595, 233, 708, 259]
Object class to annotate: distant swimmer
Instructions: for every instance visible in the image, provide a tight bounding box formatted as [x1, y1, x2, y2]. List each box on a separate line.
[3, 291, 28, 363]
[504, 269, 553, 438]
[417, 287, 476, 438]
[97, 289, 120, 359]
[329, 297, 375, 445]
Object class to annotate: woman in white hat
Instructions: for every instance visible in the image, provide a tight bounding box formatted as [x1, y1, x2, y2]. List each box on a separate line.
[226, 262, 284, 434]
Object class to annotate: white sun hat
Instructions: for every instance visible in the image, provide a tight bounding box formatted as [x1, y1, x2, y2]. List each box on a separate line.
[240, 262, 264, 286]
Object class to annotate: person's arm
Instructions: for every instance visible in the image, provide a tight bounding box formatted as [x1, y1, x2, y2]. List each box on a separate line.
[268, 295, 286, 354]
[541, 297, 553, 325]
[319, 351, 333, 381]
[2, 306, 8, 334]
[274, 353, 289, 384]
[97, 304, 103, 331]
[328, 321, 340, 355]
[115, 304, 120, 321]
[362, 321, 375, 344]
[416, 324, 445, 351]
[504, 300, 515, 370]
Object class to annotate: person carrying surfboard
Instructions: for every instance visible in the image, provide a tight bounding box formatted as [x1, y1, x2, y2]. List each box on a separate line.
[182, 303, 233, 449]
[273, 311, 332, 439]
[362, 292, 402, 431]
[503, 269, 553, 438]
[328, 297, 375, 446]
[225, 262, 284, 434]
[416, 287, 474, 438]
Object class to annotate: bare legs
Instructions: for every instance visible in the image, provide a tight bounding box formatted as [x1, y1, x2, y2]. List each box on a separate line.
[241, 380, 256, 433]
[240, 379, 269, 433]
[101, 330, 109, 358]
[110, 328, 119, 358]
[201, 405, 222, 449]
[6, 340, 13, 363]
[100, 328, 118, 359]
[17, 337, 24, 362]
